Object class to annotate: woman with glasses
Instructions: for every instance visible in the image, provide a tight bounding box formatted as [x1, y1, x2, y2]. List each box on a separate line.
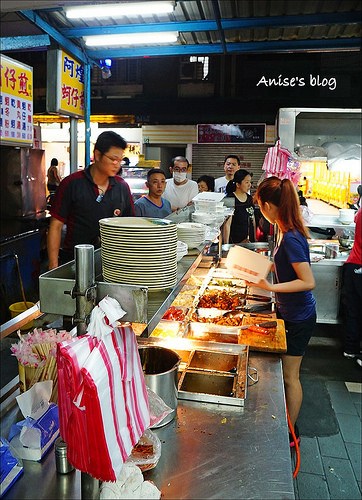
[47, 131, 134, 269]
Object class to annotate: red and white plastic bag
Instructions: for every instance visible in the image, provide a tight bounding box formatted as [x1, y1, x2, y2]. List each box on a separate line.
[57, 297, 150, 481]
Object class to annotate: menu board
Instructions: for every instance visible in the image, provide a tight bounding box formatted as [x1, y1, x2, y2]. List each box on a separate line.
[0, 54, 33, 146]
[197, 123, 265, 144]
[47, 49, 85, 118]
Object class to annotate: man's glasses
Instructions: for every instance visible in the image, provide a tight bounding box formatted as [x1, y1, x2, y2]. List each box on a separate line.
[173, 168, 187, 173]
[103, 153, 123, 164]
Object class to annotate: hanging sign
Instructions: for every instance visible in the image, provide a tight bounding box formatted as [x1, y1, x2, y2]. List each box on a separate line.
[197, 123, 265, 144]
[47, 49, 84, 118]
[0, 54, 33, 146]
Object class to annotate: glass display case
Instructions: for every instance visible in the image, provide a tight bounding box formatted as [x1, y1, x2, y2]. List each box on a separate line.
[122, 167, 148, 201]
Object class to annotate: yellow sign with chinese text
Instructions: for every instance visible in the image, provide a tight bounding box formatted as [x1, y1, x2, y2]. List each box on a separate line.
[47, 49, 85, 118]
[0, 54, 33, 145]
[59, 50, 84, 117]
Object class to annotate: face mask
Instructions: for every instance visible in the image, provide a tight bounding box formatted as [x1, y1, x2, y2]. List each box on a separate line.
[173, 172, 187, 183]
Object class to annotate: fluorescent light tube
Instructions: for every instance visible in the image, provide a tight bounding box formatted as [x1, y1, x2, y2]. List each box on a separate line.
[84, 32, 178, 47]
[66, 2, 174, 19]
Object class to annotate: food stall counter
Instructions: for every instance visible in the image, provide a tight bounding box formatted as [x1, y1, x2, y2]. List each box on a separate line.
[1, 351, 294, 500]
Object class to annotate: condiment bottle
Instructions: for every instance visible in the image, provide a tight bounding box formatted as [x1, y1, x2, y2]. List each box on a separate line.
[54, 437, 74, 474]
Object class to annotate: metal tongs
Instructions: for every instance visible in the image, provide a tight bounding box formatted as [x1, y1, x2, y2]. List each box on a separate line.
[239, 320, 277, 330]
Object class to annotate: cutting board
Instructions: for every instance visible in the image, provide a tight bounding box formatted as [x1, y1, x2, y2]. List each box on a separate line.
[238, 317, 287, 353]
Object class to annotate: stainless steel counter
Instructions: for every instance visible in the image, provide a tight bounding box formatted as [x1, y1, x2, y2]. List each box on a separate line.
[2, 351, 294, 500]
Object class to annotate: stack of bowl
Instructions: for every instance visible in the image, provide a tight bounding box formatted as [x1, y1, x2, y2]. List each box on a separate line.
[177, 240, 188, 261]
[338, 209, 355, 225]
[192, 200, 225, 227]
[177, 222, 206, 249]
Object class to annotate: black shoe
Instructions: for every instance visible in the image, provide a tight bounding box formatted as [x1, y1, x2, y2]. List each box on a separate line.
[356, 356, 362, 368]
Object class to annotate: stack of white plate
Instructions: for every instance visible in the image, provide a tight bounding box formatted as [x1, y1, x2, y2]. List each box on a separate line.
[177, 222, 206, 249]
[99, 217, 178, 290]
[177, 240, 188, 261]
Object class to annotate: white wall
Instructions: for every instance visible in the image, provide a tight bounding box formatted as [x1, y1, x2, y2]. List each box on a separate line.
[40, 123, 142, 176]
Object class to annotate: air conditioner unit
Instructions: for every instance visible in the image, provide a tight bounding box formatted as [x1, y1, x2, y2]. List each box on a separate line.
[180, 61, 203, 80]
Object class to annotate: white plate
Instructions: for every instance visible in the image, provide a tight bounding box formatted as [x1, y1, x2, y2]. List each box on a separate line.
[100, 217, 176, 228]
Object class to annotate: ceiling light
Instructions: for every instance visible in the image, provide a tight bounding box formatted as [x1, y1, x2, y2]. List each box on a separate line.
[84, 32, 178, 47]
[65, 1, 174, 19]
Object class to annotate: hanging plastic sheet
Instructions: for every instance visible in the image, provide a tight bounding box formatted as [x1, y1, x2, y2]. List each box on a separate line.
[262, 140, 301, 186]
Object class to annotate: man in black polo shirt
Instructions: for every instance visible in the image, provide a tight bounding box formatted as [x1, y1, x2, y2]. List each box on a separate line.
[47, 131, 134, 269]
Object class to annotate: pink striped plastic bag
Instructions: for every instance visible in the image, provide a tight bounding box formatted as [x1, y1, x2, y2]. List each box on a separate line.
[57, 297, 150, 482]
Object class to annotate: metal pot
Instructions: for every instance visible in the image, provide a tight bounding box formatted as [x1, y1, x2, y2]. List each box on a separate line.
[138, 346, 181, 427]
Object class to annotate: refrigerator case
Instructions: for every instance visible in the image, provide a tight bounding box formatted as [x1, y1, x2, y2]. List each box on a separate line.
[0, 146, 46, 217]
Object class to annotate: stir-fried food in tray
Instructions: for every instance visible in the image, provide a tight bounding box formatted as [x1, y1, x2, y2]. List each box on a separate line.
[197, 289, 243, 310]
[190, 312, 244, 326]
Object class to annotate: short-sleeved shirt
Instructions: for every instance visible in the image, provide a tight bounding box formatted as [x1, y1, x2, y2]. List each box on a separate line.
[50, 168, 134, 253]
[214, 176, 228, 193]
[273, 229, 316, 322]
[134, 196, 172, 218]
[163, 179, 198, 210]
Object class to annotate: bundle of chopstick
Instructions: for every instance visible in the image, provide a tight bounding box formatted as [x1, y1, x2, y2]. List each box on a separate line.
[11, 328, 73, 403]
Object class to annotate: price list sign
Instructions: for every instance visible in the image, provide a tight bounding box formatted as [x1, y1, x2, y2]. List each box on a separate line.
[47, 49, 84, 118]
[0, 54, 33, 146]
[197, 124, 265, 144]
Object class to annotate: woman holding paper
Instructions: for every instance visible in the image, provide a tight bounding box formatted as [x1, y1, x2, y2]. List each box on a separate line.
[254, 176, 316, 446]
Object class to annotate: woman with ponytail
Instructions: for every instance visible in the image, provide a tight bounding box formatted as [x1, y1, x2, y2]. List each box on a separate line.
[224, 169, 255, 244]
[254, 176, 316, 446]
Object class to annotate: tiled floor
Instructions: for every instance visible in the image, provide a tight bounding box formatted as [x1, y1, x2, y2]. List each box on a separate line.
[293, 348, 361, 500]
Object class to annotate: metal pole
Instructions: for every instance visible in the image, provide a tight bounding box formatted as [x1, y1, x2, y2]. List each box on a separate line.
[74, 244, 95, 336]
[69, 117, 78, 173]
[81, 473, 100, 500]
[73, 245, 99, 498]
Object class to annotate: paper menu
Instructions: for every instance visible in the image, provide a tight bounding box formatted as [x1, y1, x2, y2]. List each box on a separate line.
[225, 245, 272, 283]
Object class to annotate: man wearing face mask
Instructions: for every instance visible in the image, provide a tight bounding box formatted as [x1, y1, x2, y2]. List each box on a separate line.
[163, 156, 198, 212]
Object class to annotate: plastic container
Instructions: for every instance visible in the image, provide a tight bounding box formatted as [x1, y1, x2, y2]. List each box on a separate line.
[9, 302, 35, 330]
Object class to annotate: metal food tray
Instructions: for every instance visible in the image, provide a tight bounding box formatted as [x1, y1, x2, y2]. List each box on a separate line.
[137, 336, 249, 407]
[187, 321, 240, 344]
[178, 346, 248, 406]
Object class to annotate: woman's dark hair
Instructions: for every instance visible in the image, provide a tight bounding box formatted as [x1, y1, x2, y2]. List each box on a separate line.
[226, 169, 253, 195]
[94, 131, 127, 154]
[255, 176, 309, 238]
[50, 158, 58, 166]
[197, 175, 215, 192]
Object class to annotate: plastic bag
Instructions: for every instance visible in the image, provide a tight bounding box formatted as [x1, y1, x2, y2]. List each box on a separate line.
[147, 387, 173, 428]
[100, 462, 161, 499]
[125, 429, 161, 472]
[57, 297, 150, 482]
